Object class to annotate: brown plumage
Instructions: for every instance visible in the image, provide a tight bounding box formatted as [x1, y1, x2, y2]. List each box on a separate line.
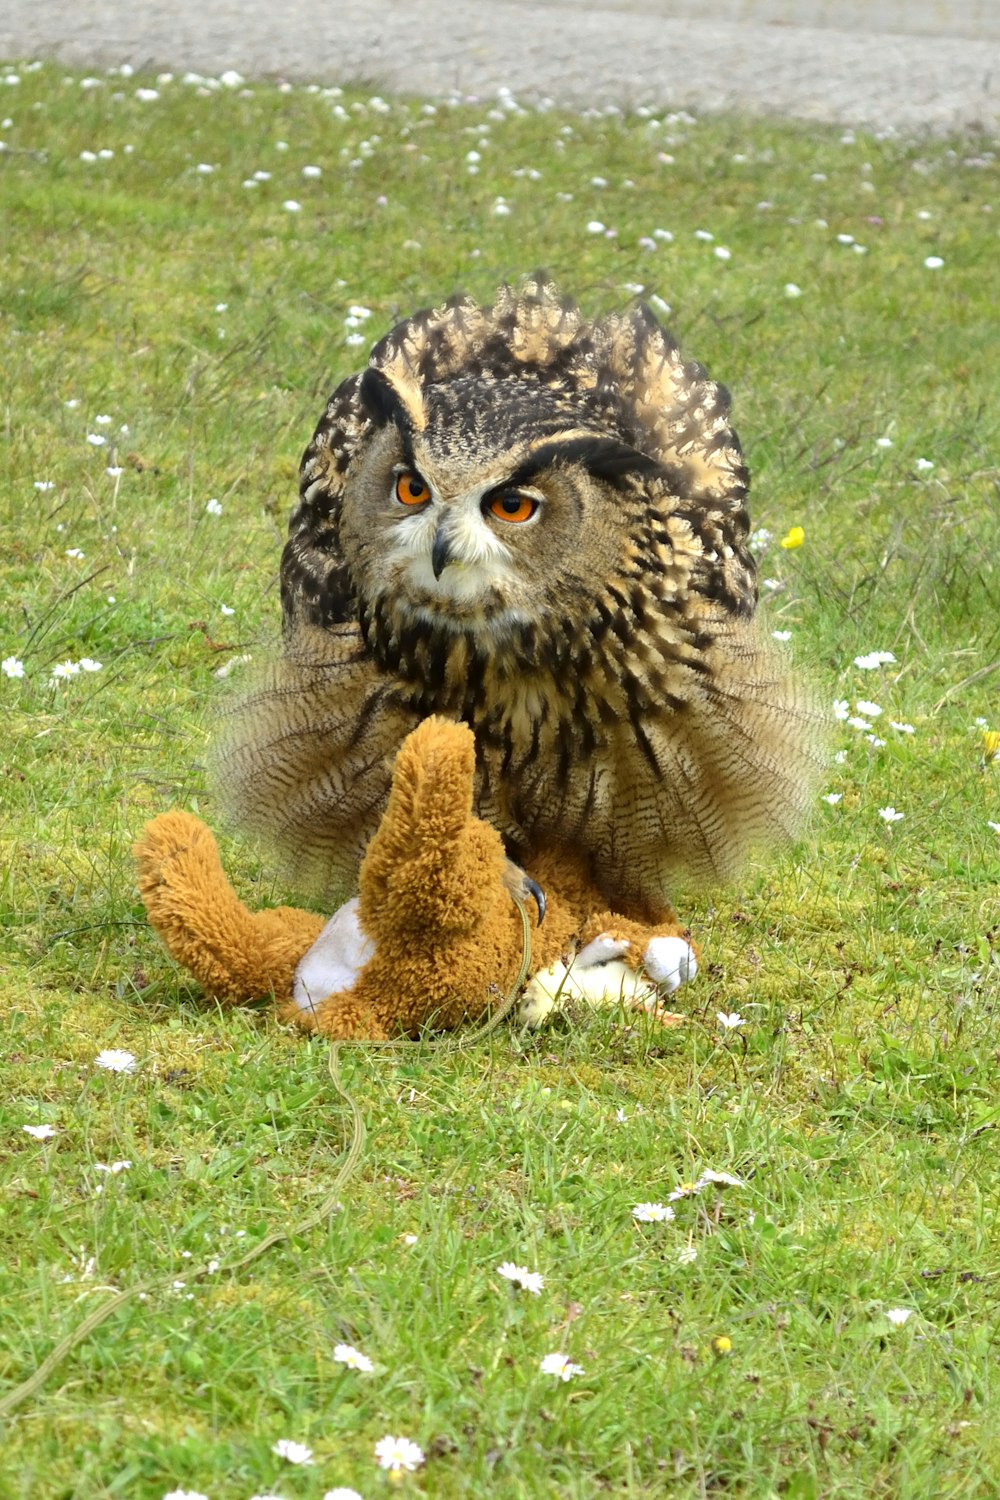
[216, 276, 822, 920]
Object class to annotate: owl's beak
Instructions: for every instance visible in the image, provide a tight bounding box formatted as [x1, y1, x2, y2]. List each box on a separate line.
[431, 525, 454, 580]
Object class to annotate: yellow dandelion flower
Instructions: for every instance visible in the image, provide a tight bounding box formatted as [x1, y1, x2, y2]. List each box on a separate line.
[711, 1335, 733, 1357]
[779, 526, 805, 550]
[981, 730, 1000, 763]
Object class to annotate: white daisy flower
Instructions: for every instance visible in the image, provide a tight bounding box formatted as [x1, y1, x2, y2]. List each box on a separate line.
[22, 1124, 58, 1139]
[854, 650, 896, 669]
[696, 1170, 745, 1189]
[496, 1261, 544, 1292]
[94, 1048, 137, 1073]
[822, 792, 843, 805]
[667, 1181, 702, 1201]
[322, 1491, 365, 1500]
[333, 1343, 374, 1372]
[162, 1491, 209, 1500]
[855, 700, 882, 717]
[374, 1435, 424, 1473]
[885, 1307, 914, 1325]
[878, 806, 904, 823]
[271, 1439, 314, 1465]
[676, 1245, 698, 1264]
[717, 1011, 745, 1030]
[923, 256, 944, 269]
[632, 1202, 675, 1221]
[205, 498, 222, 516]
[540, 1352, 584, 1381]
[2, 656, 25, 678]
[889, 721, 915, 734]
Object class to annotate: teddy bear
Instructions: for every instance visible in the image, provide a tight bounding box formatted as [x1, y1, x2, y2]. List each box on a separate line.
[134, 716, 697, 1040]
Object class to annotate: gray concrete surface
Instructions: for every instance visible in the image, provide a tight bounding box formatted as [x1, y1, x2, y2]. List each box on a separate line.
[1, 1, 998, 133]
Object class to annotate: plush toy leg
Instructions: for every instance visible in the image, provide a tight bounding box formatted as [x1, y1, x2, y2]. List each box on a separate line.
[579, 911, 698, 994]
[135, 810, 324, 1004]
[278, 988, 391, 1042]
[520, 912, 697, 1029]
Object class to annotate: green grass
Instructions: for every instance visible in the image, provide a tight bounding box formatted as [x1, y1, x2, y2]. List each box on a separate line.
[2, 57, 1000, 1500]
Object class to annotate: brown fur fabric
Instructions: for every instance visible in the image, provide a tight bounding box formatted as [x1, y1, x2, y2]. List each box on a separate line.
[135, 717, 693, 1041]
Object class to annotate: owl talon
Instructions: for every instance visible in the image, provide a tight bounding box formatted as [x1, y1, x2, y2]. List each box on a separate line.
[524, 877, 546, 926]
[502, 859, 546, 925]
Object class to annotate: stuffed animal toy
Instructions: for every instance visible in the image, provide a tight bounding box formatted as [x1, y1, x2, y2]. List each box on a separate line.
[135, 717, 697, 1040]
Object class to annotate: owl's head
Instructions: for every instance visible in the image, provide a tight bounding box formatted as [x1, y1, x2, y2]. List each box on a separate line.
[289, 277, 754, 668]
[340, 362, 666, 636]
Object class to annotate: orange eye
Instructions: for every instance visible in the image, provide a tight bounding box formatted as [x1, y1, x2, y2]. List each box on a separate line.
[487, 492, 538, 524]
[395, 471, 431, 506]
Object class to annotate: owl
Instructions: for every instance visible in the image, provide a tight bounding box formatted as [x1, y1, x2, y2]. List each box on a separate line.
[216, 276, 821, 921]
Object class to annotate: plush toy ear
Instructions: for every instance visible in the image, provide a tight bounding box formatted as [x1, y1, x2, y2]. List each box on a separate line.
[359, 716, 503, 938]
[379, 716, 476, 854]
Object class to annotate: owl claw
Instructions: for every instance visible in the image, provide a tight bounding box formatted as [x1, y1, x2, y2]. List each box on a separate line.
[502, 859, 546, 925]
[524, 877, 546, 926]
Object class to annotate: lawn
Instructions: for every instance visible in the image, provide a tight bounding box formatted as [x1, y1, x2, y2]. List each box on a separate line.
[1, 57, 999, 1500]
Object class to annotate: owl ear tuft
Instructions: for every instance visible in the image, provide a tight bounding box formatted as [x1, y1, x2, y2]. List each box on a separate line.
[571, 436, 663, 484]
[359, 366, 405, 429]
[359, 363, 427, 435]
[508, 435, 664, 492]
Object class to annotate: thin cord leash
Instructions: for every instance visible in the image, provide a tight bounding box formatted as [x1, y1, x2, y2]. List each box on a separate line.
[0, 899, 531, 1424]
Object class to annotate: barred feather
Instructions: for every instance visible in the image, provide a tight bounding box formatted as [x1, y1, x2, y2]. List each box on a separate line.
[218, 278, 824, 916]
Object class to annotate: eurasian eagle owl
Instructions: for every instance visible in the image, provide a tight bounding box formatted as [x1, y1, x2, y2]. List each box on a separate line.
[217, 277, 820, 920]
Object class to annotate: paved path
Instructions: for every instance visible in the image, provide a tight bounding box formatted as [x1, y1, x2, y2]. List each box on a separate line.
[2, 1, 998, 133]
